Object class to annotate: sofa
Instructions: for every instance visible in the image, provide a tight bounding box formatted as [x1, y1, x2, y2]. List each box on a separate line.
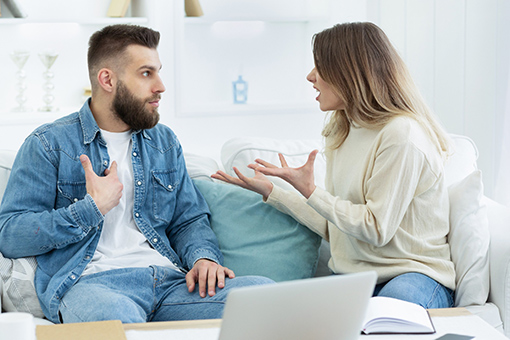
[1, 134, 509, 337]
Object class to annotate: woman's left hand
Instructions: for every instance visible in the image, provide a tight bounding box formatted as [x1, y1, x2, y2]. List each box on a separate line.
[250, 150, 318, 199]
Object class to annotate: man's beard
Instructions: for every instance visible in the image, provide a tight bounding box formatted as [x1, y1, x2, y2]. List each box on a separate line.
[112, 81, 160, 130]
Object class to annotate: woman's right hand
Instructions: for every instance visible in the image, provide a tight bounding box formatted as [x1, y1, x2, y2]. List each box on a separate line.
[211, 167, 274, 200]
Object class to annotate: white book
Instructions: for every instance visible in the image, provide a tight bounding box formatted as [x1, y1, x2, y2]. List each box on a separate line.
[362, 296, 435, 334]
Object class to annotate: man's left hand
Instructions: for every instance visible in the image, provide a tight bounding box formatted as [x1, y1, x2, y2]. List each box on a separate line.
[185, 259, 235, 298]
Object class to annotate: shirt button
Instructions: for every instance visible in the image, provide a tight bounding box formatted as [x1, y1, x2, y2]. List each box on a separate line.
[70, 275, 76, 280]
[137, 181, 142, 186]
[103, 160, 108, 166]
[73, 198, 78, 202]
[133, 152, 137, 157]
[153, 238, 158, 243]
[135, 213, 139, 218]
[168, 185, 173, 189]
[85, 256, 90, 260]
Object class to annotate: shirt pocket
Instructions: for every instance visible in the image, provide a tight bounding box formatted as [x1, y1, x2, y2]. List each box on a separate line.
[56, 181, 87, 208]
[152, 169, 180, 223]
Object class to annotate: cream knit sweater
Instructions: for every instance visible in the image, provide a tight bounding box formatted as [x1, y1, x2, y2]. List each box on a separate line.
[266, 116, 456, 289]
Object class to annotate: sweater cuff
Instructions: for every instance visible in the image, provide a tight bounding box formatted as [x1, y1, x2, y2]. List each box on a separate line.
[306, 186, 327, 208]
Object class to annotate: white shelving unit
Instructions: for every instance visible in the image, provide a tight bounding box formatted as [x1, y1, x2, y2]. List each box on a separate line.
[0, 1, 151, 150]
[0, 108, 78, 125]
[172, 0, 331, 117]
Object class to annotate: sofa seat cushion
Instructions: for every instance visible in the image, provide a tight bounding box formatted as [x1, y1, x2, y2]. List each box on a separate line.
[193, 180, 322, 282]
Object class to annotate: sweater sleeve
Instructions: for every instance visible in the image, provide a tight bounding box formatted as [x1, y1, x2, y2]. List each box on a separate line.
[307, 141, 438, 247]
[266, 185, 329, 240]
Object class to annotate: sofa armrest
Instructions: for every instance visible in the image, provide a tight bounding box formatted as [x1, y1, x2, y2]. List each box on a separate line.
[484, 196, 510, 337]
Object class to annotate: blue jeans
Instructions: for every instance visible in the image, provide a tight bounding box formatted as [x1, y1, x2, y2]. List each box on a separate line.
[373, 272, 454, 308]
[58, 266, 273, 323]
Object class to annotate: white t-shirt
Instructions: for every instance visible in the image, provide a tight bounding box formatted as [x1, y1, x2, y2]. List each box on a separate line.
[82, 129, 179, 276]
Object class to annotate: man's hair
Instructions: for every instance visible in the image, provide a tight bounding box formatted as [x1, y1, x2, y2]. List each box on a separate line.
[87, 24, 160, 87]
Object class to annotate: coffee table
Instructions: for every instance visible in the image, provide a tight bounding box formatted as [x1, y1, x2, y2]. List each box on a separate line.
[122, 308, 508, 340]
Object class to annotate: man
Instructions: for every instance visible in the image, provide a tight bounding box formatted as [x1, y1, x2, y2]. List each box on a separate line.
[0, 24, 271, 324]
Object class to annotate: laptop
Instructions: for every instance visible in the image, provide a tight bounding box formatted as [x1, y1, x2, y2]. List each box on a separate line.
[219, 271, 377, 340]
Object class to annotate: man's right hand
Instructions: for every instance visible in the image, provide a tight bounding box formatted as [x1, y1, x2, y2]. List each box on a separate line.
[80, 154, 123, 215]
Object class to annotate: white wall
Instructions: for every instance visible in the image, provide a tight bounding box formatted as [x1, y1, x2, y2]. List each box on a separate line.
[160, 0, 366, 159]
[367, 0, 510, 199]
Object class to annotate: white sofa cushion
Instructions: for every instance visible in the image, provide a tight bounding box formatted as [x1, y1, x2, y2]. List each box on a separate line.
[444, 134, 478, 186]
[184, 152, 220, 182]
[448, 170, 490, 306]
[0, 253, 44, 317]
[445, 136, 490, 307]
[0, 150, 44, 316]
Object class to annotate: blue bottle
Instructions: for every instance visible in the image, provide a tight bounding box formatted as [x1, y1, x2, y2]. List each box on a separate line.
[232, 75, 248, 104]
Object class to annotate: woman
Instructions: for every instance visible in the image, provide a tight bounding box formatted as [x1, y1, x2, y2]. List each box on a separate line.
[212, 22, 455, 308]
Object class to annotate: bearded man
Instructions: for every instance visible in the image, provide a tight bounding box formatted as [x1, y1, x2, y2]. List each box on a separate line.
[0, 24, 272, 324]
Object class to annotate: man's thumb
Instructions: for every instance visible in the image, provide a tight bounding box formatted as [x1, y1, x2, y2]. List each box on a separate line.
[108, 161, 118, 175]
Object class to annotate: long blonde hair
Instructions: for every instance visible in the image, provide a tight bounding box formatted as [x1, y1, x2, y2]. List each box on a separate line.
[313, 22, 450, 157]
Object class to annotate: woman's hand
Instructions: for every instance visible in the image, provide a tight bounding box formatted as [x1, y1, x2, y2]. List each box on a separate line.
[211, 166, 274, 200]
[250, 150, 318, 199]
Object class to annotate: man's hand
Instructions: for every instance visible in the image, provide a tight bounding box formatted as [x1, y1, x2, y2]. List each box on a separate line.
[185, 259, 235, 298]
[80, 154, 123, 215]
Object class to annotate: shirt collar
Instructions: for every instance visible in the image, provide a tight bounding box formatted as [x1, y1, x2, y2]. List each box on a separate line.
[78, 99, 102, 145]
[78, 98, 153, 144]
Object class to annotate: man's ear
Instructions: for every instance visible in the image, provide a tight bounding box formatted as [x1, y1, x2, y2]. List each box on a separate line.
[96, 68, 115, 93]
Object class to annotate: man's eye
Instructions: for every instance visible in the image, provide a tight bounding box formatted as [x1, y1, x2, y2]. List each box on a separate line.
[142, 71, 150, 77]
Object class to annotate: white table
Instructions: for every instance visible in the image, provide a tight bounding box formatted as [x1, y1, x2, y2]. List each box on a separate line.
[122, 308, 509, 340]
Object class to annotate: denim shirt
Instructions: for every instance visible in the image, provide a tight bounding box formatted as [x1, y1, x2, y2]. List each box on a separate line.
[0, 100, 222, 323]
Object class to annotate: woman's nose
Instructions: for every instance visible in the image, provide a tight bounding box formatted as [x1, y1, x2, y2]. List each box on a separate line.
[306, 68, 316, 83]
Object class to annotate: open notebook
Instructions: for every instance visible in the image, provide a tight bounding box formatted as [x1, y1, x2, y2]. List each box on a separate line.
[219, 271, 377, 340]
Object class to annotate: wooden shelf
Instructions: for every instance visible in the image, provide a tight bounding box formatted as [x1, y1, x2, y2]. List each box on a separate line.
[0, 107, 78, 126]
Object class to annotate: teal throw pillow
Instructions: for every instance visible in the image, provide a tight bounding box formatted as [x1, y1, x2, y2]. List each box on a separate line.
[193, 180, 322, 282]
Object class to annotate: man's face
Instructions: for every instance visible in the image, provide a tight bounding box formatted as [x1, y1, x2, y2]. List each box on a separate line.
[112, 45, 165, 130]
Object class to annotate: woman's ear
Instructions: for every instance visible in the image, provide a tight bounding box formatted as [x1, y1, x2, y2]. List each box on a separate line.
[96, 68, 115, 93]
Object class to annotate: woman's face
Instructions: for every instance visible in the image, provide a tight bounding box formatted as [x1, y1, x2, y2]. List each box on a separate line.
[307, 67, 345, 112]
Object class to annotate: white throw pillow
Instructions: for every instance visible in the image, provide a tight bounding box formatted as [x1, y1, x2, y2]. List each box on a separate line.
[447, 170, 490, 307]
[183, 152, 220, 182]
[0, 253, 43, 317]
